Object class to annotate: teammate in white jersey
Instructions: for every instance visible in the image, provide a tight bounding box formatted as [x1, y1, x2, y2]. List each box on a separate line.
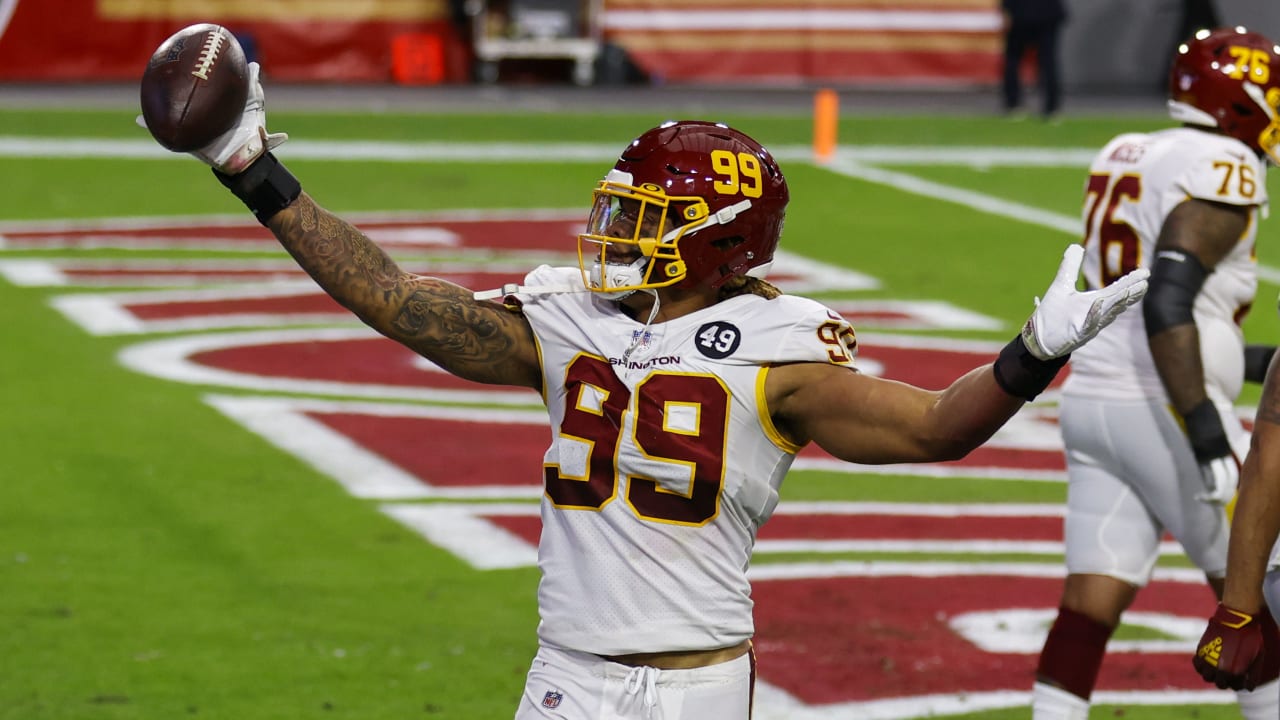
[1031, 26, 1280, 719]
[145, 74, 1149, 717]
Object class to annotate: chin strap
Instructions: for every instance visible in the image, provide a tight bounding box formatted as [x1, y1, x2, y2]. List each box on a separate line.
[663, 199, 752, 245]
[622, 290, 661, 363]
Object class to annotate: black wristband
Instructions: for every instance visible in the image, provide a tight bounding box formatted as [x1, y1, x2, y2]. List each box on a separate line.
[212, 152, 301, 225]
[992, 336, 1069, 401]
[1183, 398, 1230, 461]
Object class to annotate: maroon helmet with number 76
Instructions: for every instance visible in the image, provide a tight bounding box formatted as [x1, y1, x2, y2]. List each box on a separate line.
[578, 120, 789, 297]
[1168, 26, 1280, 164]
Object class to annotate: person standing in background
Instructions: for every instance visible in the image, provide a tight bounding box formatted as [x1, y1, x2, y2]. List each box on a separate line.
[1031, 26, 1280, 720]
[1001, 0, 1067, 120]
[1173, 0, 1220, 67]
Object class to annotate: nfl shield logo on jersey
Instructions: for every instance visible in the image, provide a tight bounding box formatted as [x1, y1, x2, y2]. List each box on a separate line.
[630, 329, 653, 351]
[542, 690, 564, 709]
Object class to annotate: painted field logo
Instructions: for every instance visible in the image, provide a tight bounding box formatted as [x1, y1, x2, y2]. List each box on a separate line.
[0, 211, 1238, 717]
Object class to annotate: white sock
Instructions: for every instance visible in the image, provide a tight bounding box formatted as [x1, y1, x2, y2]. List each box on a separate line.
[1031, 681, 1089, 720]
[1238, 678, 1280, 720]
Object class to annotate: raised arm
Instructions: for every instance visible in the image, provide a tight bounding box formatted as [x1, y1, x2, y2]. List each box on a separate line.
[769, 244, 1148, 464]
[264, 193, 541, 389]
[140, 62, 541, 390]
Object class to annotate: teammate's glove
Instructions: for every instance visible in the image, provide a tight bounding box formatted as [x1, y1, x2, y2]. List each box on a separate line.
[1020, 244, 1150, 360]
[1193, 604, 1276, 690]
[1182, 399, 1240, 505]
[135, 62, 288, 175]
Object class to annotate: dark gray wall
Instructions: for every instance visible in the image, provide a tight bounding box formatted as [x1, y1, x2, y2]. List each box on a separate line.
[1060, 0, 1182, 93]
[1060, 0, 1280, 94]
[1215, 0, 1280, 38]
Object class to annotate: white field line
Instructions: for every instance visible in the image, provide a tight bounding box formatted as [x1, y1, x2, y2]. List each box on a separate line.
[118, 328, 545, 407]
[0, 206, 588, 232]
[755, 538, 1187, 556]
[748, 560, 1210, 583]
[14, 136, 1270, 282]
[0, 0, 17, 39]
[21, 136, 1251, 273]
[751, 686, 1234, 720]
[0, 136, 1097, 167]
[820, 156, 1280, 283]
[824, 158, 1080, 234]
[205, 395, 547, 500]
[373, 500, 1194, 571]
[190, 382, 1068, 494]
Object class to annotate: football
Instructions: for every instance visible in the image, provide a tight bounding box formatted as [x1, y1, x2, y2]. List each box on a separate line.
[140, 23, 249, 152]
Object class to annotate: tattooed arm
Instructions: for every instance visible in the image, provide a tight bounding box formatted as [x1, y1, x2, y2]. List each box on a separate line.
[266, 193, 542, 390]
[1221, 354, 1280, 613]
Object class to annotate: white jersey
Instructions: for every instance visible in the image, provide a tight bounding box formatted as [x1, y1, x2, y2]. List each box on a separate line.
[517, 265, 858, 656]
[1064, 127, 1268, 404]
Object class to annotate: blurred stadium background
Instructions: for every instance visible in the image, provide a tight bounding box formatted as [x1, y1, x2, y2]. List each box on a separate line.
[4, 1, 1280, 719]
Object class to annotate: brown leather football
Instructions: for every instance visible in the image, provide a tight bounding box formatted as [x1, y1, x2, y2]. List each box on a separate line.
[140, 24, 249, 152]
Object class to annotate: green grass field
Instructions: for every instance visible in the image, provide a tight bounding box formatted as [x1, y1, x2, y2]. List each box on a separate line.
[2, 100, 1278, 719]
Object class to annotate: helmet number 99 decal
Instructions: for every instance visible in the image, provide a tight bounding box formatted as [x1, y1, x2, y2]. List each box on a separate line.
[711, 150, 764, 198]
[1228, 46, 1271, 83]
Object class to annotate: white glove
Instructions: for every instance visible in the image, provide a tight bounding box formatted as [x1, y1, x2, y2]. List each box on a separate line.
[1196, 454, 1240, 505]
[1021, 244, 1150, 360]
[135, 61, 288, 175]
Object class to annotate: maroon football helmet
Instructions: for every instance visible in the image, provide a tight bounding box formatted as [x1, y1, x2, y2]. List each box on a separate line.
[1168, 26, 1280, 163]
[578, 120, 789, 295]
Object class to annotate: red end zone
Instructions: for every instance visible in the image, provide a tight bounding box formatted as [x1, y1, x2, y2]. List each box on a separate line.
[751, 574, 1216, 702]
[170, 333, 1068, 483]
[6, 211, 1239, 711]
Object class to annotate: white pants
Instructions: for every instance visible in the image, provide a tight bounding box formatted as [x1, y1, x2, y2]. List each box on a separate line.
[514, 645, 755, 720]
[1265, 570, 1280, 627]
[1058, 396, 1246, 585]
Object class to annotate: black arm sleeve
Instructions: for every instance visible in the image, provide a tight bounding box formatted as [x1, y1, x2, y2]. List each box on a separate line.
[1142, 249, 1209, 337]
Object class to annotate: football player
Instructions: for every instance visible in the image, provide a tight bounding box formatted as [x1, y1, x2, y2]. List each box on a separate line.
[1032, 26, 1280, 719]
[143, 69, 1149, 717]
